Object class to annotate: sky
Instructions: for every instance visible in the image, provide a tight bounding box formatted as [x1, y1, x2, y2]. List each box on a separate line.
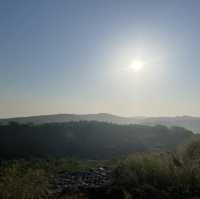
[1, 0, 200, 118]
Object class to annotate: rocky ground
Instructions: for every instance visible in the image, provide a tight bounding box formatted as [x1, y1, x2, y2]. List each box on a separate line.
[51, 167, 124, 199]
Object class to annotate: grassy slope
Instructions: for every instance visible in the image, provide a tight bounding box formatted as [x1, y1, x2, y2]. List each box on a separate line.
[1, 139, 200, 199]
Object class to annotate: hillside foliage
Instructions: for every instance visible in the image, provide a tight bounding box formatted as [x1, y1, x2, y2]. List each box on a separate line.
[0, 121, 193, 159]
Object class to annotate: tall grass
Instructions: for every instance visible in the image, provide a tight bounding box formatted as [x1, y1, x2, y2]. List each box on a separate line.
[0, 140, 200, 199]
[0, 159, 106, 199]
[0, 161, 50, 199]
[114, 139, 200, 199]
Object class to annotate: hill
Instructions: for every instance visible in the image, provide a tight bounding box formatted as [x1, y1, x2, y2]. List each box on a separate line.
[0, 121, 193, 159]
[1, 113, 200, 133]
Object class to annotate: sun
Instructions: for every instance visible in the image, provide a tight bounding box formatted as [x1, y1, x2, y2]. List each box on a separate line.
[129, 60, 145, 72]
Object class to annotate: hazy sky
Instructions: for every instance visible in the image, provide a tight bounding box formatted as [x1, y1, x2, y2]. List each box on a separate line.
[1, 0, 200, 118]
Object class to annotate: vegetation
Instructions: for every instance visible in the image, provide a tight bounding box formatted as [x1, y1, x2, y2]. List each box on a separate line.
[0, 139, 200, 198]
[0, 161, 49, 199]
[0, 159, 104, 199]
[1, 113, 200, 134]
[0, 122, 199, 198]
[114, 139, 200, 199]
[0, 121, 193, 159]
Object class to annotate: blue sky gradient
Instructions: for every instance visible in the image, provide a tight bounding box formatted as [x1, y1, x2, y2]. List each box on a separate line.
[1, 0, 200, 118]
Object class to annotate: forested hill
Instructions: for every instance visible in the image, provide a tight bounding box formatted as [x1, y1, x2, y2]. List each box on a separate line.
[0, 121, 194, 159]
[1, 113, 200, 133]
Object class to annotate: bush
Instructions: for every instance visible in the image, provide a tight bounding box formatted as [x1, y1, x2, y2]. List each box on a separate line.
[0, 159, 102, 199]
[114, 147, 200, 199]
[0, 161, 50, 199]
[1, 139, 200, 199]
[182, 139, 200, 164]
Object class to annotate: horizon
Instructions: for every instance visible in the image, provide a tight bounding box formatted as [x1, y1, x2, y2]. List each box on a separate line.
[1, 112, 199, 120]
[1, 1, 200, 118]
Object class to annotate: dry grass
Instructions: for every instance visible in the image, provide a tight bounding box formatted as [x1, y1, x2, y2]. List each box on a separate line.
[114, 140, 200, 199]
[0, 163, 50, 199]
[1, 140, 200, 199]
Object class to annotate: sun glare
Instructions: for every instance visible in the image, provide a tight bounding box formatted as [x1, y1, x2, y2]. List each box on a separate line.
[129, 60, 145, 72]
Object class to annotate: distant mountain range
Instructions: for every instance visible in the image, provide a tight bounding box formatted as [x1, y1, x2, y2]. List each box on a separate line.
[1, 113, 200, 133]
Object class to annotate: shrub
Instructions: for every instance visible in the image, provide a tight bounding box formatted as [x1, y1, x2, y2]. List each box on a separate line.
[0, 161, 50, 199]
[114, 148, 200, 199]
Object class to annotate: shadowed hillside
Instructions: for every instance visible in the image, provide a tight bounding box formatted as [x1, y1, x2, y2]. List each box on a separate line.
[0, 121, 194, 159]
